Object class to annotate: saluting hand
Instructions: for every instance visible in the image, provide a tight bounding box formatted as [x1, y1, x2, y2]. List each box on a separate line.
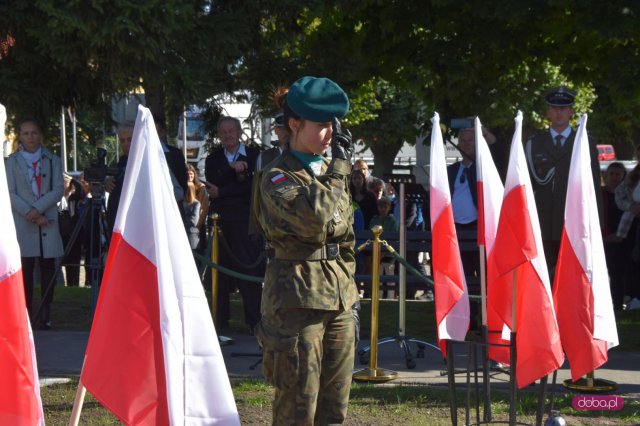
[330, 118, 353, 162]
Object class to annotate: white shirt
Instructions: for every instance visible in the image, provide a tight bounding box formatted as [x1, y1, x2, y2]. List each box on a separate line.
[549, 126, 572, 147]
[451, 163, 477, 224]
[224, 143, 246, 163]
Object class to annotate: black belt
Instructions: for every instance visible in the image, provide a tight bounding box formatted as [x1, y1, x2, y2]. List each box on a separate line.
[455, 220, 478, 229]
[274, 243, 339, 261]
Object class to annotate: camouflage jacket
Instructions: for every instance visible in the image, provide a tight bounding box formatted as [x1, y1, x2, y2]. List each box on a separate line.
[253, 151, 358, 315]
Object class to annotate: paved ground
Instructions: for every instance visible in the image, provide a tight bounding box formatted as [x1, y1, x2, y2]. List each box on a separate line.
[35, 330, 640, 400]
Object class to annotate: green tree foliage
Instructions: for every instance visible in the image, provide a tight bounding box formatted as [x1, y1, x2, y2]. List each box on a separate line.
[0, 0, 261, 152]
[349, 78, 424, 176]
[1, 1, 639, 168]
[243, 1, 639, 161]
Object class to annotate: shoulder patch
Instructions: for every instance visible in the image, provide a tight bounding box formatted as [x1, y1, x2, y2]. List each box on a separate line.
[271, 173, 287, 185]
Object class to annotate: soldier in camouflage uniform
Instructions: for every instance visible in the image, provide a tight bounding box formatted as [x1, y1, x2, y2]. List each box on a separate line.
[253, 76, 358, 425]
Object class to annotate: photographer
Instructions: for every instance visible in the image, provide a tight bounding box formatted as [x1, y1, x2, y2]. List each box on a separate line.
[106, 122, 133, 234]
[205, 116, 262, 332]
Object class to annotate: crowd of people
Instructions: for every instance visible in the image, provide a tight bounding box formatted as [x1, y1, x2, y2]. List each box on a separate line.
[5, 80, 640, 424]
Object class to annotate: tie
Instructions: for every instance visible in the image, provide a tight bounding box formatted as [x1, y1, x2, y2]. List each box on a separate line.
[459, 167, 467, 184]
[555, 134, 564, 151]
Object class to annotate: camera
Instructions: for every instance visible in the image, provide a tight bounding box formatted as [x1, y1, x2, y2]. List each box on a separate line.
[450, 118, 474, 129]
[84, 148, 120, 201]
[84, 148, 119, 184]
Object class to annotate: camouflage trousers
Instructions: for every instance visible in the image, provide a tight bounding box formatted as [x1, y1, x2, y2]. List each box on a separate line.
[255, 308, 355, 426]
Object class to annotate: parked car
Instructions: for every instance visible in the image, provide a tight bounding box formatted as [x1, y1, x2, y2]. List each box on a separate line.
[597, 144, 616, 162]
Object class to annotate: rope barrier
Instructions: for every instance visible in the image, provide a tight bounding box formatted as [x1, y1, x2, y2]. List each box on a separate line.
[200, 224, 481, 301]
[379, 240, 434, 287]
[216, 231, 267, 269]
[194, 251, 264, 283]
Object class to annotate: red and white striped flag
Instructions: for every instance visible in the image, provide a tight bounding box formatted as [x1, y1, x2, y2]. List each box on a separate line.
[553, 114, 618, 381]
[429, 112, 470, 357]
[488, 111, 564, 387]
[81, 106, 240, 425]
[0, 103, 45, 426]
[474, 117, 511, 365]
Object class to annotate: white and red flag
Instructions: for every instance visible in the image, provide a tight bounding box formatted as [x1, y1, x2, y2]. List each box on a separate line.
[474, 117, 511, 365]
[488, 111, 564, 388]
[81, 106, 239, 425]
[553, 114, 618, 381]
[429, 112, 470, 357]
[0, 103, 45, 426]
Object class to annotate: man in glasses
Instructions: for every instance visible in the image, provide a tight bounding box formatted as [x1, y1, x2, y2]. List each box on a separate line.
[447, 125, 481, 330]
[448, 127, 478, 232]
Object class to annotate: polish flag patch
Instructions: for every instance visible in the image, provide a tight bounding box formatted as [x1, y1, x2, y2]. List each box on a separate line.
[271, 173, 287, 185]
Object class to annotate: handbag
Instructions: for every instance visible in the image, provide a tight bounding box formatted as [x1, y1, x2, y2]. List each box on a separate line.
[58, 210, 73, 238]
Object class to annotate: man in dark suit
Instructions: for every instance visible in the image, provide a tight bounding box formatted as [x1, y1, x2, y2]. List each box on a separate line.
[525, 87, 602, 277]
[154, 118, 188, 217]
[106, 122, 134, 233]
[205, 116, 263, 332]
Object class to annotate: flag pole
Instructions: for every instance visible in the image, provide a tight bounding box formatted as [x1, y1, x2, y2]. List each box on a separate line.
[479, 246, 487, 327]
[68, 383, 86, 426]
[478, 244, 491, 422]
[68, 358, 87, 426]
[509, 269, 518, 426]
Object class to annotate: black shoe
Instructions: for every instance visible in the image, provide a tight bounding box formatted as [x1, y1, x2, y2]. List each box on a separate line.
[40, 321, 53, 330]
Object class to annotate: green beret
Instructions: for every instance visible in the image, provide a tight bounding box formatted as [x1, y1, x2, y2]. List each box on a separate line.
[287, 76, 349, 122]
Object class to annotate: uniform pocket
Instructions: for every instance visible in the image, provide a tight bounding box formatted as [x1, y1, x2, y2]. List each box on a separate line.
[255, 321, 299, 390]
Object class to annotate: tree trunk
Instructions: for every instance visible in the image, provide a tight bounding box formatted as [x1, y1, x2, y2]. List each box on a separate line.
[369, 139, 404, 179]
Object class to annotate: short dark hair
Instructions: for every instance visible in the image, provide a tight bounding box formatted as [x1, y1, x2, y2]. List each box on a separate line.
[217, 116, 242, 132]
[18, 118, 43, 133]
[607, 162, 626, 178]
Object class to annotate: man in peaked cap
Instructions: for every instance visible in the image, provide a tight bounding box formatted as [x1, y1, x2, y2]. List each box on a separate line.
[524, 86, 602, 278]
[256, 112, 287, 171]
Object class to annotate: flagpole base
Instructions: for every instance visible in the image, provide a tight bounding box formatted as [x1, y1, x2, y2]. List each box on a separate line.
[563, 378, 617, 393]
[218, 335, 235, 346]
[352, 367, 398, 383]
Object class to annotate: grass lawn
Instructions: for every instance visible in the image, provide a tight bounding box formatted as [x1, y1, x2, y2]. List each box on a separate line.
[41, 378, 640, 425]
[34, 284, 640, 424]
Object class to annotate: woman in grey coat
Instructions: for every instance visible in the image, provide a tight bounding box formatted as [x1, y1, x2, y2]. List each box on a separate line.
[6, 119, 64, 329]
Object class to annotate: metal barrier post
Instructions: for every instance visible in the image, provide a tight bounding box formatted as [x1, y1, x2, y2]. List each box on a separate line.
[353, 225, 398, 383]
[211, 213, 219, 320]
[210, 213, 234, 346]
